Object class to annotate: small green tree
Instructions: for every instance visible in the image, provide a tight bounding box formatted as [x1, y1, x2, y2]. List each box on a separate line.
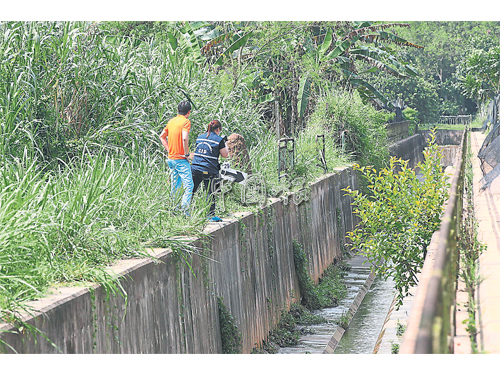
[343, 132, 449, 308]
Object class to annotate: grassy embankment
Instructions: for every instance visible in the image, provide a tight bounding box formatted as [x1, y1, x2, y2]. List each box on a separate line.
[0, 22, 389, 348]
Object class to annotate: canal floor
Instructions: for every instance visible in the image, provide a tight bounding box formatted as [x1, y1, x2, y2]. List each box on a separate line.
[334, 276, 395, 354]
[277, 255, 397, 354]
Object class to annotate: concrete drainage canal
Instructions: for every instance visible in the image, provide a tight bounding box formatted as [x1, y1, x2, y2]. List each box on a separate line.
[277, 255, 396, 354]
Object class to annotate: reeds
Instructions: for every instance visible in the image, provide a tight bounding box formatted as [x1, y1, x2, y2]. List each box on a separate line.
[0, 22, 370, 345]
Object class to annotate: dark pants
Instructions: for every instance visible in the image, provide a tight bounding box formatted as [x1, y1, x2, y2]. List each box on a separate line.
[192, 169, 220, 216]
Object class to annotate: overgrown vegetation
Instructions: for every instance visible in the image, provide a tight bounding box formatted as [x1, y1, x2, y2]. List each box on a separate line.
[251, 241, 350, 353]
[217, 297, 242, 354]
[0, 20, 426, 349]
[344, 131, 449, 308]
[396, 320, 406, 337]
[334, 312, 351, 330]
[370, 21, 500, 124]
[391, 341, 400, 354]
[257, 307, 301, 353]
[308, 90, 389, 169]
[251, 303, 328, 354]
[458, 135, 485, 353]
[292, 240, 348, 311]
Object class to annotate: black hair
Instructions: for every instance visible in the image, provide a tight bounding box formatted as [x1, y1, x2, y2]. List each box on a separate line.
[206, 120, 221, 136]
[178, 101, 192, 115]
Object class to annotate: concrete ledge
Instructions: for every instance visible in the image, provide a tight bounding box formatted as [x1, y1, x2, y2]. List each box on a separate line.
[0, 167, 360, 354]
[323, 271, 376, 354]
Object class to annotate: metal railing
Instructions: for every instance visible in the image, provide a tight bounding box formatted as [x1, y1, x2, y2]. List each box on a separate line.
[439, 115, 472, 125]
[278, 137, 295, 181]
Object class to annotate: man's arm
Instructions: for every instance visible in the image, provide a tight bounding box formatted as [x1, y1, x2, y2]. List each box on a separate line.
[182, 130, 190, 157]
[159, 130, 169, 153]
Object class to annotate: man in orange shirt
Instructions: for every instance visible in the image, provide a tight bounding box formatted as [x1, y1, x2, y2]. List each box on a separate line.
[159, 101, 194, 213]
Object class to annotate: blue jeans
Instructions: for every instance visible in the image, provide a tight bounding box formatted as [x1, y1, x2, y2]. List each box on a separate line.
[167, 158, 193, 210]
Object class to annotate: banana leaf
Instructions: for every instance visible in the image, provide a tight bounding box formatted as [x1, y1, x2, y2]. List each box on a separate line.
[167, 25, 204, 66]
[180, 22, 204, 66]
[324, 39, 351, 61]
[297, 75, 311, 118]
[350, 46, 417, 78]
[318, 28, 333, 57]
[350, 78, 390, 106]
[213, 31, 253, 66]
[373, 31, 424, 49]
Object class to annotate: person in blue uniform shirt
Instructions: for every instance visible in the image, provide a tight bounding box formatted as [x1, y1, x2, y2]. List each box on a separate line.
[191, 120, 229, 222]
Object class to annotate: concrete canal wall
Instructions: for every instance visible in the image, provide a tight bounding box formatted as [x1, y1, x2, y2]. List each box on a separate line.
[0, 168, 360, 354]
[388, 129, 464, 170]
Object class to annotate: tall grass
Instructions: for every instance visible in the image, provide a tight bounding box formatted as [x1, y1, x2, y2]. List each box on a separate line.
[218, 124, 350, 215]
[0, 148, 210, 341]
[0, 21, 271, 342]
[308, 89, 389, 169]
[0, 21, 266, 165]
[0, 21, 379, 350]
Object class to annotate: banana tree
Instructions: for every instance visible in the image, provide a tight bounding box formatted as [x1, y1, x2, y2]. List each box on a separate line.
[294, 22, 421, 131]
[309, 22, 422, 108]
[190, 22, 422, 135]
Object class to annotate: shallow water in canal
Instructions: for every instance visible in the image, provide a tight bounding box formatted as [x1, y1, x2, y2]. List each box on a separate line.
[277, 255, 395, 354]
[333, 276, 395, 354]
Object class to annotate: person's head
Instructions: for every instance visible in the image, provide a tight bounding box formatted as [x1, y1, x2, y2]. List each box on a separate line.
[178, 101, 191, 116]
[206, 120, 222, 135]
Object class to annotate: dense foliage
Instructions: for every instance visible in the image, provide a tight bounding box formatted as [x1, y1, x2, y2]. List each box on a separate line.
[344, 132, 449, 308]
[217, 296, 243, 354]
[308, 90, 390, 168]
[0, 20, 442, 350]
[369, 21, 500, 123]
[0, 21, 267, 166]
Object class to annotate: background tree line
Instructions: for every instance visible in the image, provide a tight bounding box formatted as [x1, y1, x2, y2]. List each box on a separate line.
[102, 21, 500, 129]
[367, 21, 500, 124]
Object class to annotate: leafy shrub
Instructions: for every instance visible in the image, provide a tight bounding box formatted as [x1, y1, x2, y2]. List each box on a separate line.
[289, 303, 327, 325]
[344, 131, 449, 308]
[293, 240, 322, 310]
[292, 240, 349, 311]
[403, 107, 419, 134]
[335, 312, 350, 330]
[253, 303, 327, 353]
